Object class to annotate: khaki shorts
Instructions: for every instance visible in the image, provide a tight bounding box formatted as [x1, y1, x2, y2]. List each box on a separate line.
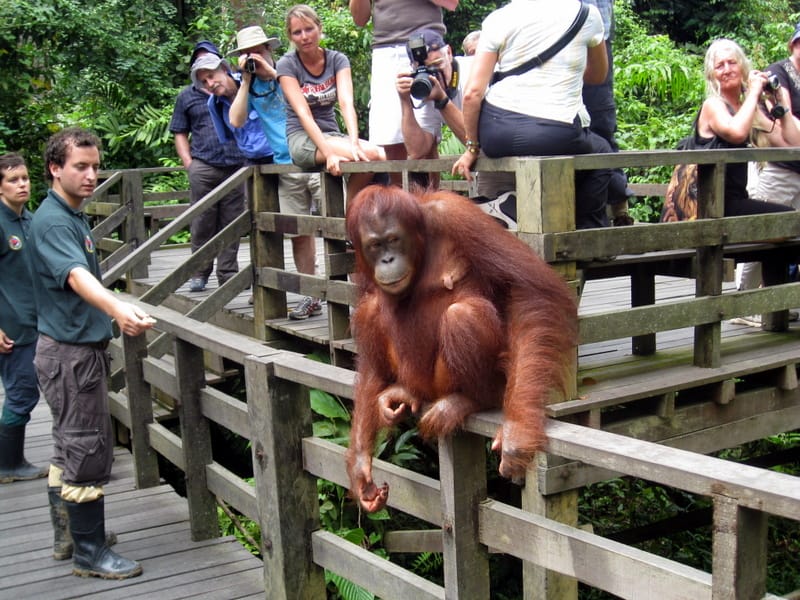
[278, 172, 321, 216]
[287, 130, 347, 169]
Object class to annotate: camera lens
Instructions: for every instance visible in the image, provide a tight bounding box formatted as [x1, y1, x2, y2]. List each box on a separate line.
[766, 74, 780, 90]
[410, 71, 433, 100]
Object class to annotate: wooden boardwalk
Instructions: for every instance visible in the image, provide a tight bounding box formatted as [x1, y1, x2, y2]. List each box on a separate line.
[137, 240, 788, 370]
[0, 401, 265, 600]
[4, 242, 795, 599]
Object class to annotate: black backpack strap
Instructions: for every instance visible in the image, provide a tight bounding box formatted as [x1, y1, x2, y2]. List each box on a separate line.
[491, 3, 590, 85]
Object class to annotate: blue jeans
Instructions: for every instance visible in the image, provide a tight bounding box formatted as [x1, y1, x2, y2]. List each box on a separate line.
[0, 342, 39, 425]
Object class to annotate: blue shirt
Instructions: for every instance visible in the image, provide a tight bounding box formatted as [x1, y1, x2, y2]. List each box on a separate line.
[207, 91, 275, 162]
[30, 190, 113, 344]
[0, 201, 37, 344]
[248, 78, 291, 164]
[169, 85, 245, 167]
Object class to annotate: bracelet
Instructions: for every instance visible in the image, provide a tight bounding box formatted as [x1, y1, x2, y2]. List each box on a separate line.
[465, 139, 480, 155]
[434, 96, 450, 110]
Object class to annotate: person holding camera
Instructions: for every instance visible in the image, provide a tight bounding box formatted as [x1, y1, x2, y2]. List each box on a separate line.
[229, 24, 324, 320]
[395, 28, 467, 184]
[452, 0, 613, 230]
[698, 39, 800, 327]
[349, 0, 458, 172]
[696, 38, 800, 217]
[751, 24, 800, 211]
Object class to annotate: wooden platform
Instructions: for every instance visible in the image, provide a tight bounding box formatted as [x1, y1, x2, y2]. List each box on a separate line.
[134, 240, 797, 369]
[0, 401, 265, 599]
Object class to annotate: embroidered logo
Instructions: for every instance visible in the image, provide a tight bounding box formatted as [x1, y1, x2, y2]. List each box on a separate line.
[84, 235, 95, 254]
[8, 235, 22, 251]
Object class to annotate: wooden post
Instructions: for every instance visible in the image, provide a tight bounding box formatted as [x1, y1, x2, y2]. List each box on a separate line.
[320, 173, 351, 367]
[522, 454, 579, 600]
[122, 332, 160, 488]
[631, 265, 656, 355]
[251, 167, 287, 340]
[693, 162, 724, 368]
[173, 338, 219, 540]
[122, 170, 149, 280]
[244, 355, 325, 599]
[439, 432, 490, 598]
[712, 494, 767, 600]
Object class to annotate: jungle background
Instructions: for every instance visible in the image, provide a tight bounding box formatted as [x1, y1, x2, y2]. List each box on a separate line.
[2, 0, 799, 598]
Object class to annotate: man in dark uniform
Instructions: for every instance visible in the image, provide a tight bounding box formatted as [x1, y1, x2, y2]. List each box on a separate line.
[31, 128, 155, 580]
[0, 153, 48, 483]
[170, 40, 246, 292]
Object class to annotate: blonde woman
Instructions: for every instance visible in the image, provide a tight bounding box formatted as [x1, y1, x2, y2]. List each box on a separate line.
[276, 4, 384, 198]
[697, 38, 800, 216]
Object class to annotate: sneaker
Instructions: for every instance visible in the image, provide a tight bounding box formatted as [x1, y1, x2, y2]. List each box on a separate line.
[289, 297, 322, 320]
[730, 312, 798, 327]
[188, 277, 207, 292]
[730, 315, 761, 327]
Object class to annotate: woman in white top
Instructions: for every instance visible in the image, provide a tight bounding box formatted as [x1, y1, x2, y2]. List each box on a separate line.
[452, 0, 612, 229]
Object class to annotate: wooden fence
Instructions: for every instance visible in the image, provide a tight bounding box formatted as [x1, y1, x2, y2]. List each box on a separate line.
[93, 147, 800, 599]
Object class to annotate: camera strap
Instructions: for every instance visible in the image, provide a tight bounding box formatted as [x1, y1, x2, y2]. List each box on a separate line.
[490, 2, 590, 85]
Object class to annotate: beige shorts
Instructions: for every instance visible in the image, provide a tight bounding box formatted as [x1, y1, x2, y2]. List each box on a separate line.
[287, 130, 347, 169]
[278, 172, 321, 216]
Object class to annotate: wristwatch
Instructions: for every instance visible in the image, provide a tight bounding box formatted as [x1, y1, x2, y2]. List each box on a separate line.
[434, 96, 450, 110]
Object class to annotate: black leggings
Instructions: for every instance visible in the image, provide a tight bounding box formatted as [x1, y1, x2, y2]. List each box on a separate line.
[479, 101, 612, 229]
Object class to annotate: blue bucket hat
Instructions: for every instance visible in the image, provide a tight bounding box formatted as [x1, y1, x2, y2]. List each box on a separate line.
[190, 40, 222, 66]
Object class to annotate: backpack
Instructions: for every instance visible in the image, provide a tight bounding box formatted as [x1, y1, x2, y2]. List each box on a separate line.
[660, 158, 698, 222]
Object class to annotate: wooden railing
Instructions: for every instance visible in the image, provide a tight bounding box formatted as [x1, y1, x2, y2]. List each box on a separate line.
[112, 295, 799, 599]
[96, 147, 800, 599]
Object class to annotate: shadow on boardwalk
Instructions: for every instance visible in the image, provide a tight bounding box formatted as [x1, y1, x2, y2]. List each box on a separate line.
[0, 400, 264, 600]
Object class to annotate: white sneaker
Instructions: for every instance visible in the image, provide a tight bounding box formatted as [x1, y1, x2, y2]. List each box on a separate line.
[730, 315, 761, 327]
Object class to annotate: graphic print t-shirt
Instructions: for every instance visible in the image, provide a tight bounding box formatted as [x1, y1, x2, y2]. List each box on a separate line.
[276, 49, 350, 136]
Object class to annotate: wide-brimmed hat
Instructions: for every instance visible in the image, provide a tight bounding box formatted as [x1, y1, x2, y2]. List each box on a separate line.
[190, 54, 230, 86]
[235, 26, 281, 53]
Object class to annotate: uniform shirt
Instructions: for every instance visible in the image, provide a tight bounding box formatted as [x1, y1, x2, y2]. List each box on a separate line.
[30, 190, 113, 344]
[370, 0, 446, 47]
[480, 0, 604, 124]
[276, 49, 350, 137]
[169, 85, 245, 168]
[0, 201, 37, 345]
[248, 78, 292, 164]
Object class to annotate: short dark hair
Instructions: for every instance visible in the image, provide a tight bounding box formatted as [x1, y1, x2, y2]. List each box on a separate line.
[0, 153, 26, 184]
[44, 127, 102, 182]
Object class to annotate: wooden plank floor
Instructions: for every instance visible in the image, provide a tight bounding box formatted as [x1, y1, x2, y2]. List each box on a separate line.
[0, 400, 264, 600]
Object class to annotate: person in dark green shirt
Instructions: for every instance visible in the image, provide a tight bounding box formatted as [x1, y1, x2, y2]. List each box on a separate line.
[0, 152, 48, 484]
[30, 128, 155, 580]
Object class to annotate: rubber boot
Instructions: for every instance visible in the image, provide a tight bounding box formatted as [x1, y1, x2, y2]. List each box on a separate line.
[49, 487, 118, 560]
[0, 423, 48, 483]
[64, 497, 142, 579]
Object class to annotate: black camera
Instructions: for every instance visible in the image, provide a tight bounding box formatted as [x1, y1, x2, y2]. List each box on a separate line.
[765, 73, 781, 91]
[407, 36, 438, 100]
[763, 72, 787, 118]
[245, 57, 257, 74]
